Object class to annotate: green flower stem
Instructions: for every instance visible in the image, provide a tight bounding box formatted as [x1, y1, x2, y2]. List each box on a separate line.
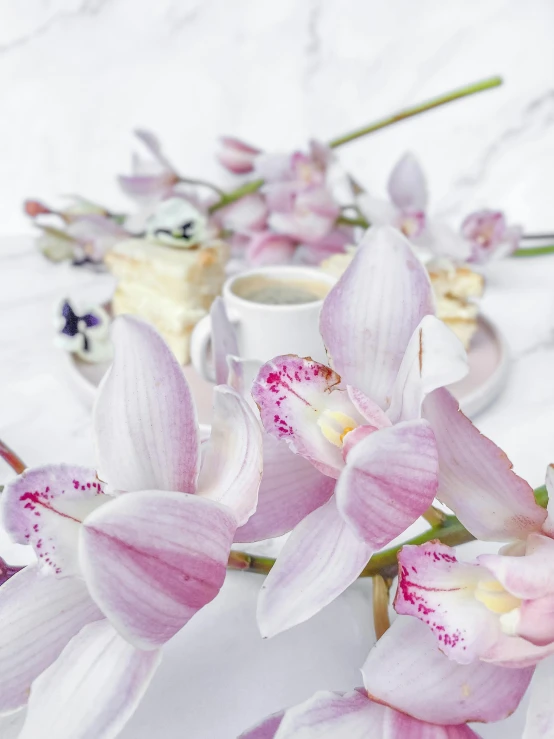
[512, 245, 554, 258]
[209, 76, 502, 214]
[208, 179, 265, 214]
[328, 76, 503, 149]
[227, 484, 549, 579]
[336, 214, 370, 229]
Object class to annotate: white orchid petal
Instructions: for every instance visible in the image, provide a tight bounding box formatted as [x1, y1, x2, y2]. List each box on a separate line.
[20, 621, 160, 739]
[387, 316, 468, 423]
[94, 316, 200, 494]
[79, 490, 236, 649]
[336, 420, 438, 547]
[387, 153, 428, 211]
[320, 226, 434, 407]
[0, 566, 102, 712]
[423, 389, 546, 541]
[196, 385, 263, 527]
[235, 434, 335, 542]
[364, 617, 533, 725]
[257, 498, 373, 637]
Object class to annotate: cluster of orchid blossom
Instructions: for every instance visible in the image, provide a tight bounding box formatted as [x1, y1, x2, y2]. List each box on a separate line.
[2, 224, 553, 738]
[24, 77, 527, 271]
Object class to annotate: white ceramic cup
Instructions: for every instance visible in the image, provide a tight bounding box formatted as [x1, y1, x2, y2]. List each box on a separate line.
[190, 265, 336, 381]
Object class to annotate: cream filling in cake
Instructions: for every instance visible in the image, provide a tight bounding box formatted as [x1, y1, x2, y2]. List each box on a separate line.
[105, 238, 229, 364]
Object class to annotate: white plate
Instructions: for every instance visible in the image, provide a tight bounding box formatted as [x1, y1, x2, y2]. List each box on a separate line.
[64, 314, 509, 420]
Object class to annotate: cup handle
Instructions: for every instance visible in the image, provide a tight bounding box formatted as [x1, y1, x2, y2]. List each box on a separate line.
[190, 310, 240, 382]
[190, 314, 216, 382]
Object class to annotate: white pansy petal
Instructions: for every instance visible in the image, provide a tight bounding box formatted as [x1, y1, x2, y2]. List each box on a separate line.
[197, 385, 263, 527]
[2, 465, 106, 575]
[257, 498, 373, 637]
[387, 152, 428, 210]
[20, 621, 160, 739]
[80, 490, 236, 649]
[94, 316, 200, 494]
[320, 226, 434, 406]
[0, 566, 102, 712]
[423, 389, 546, 540]
[364, 617, 534, 725]
[387, 316, 468, 423]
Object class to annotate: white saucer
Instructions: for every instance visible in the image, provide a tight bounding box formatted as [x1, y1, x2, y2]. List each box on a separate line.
[63, 314, 508, 420]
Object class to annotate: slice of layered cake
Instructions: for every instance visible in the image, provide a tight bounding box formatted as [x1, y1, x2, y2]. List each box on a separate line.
[105, 198, 228, 364]
[321, 250, 484, 350]
[428, 262, 485, 349]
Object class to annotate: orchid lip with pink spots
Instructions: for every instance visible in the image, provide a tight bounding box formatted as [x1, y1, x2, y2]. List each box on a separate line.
[0, 315, 263, 737]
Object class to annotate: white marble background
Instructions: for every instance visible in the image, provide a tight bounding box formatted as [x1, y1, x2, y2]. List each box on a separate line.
[1, 0, 554, 234]
[1, 2, 554, 738]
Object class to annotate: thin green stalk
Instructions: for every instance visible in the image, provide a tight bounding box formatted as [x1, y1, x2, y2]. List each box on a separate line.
[336, 214, 370, 229]
[227, 484, 549, 579]
[208, 179, 265, 214]
[512, 245, 554, 258]
[209, 76, 502, 213]
[329, 76, 503, 148]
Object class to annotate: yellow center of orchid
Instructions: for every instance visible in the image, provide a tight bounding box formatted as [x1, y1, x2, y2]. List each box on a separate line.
[317, 410, 359, 448]
[474, 579, 521, 615]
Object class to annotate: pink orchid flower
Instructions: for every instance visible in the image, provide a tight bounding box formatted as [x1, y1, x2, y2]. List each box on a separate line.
[239, 617, 532, 738]
[250, 226, 469, 637]
[0, 316, 262, 737]
[208, 298, 336, 545]
[391, 427, 554, 735]
[395, 459, 554, 669]
[255, 139, 332, 194]
[359, 153, 470, 261]
[462, 209, 522, 264]
[118, 130, 179, 204]
[217, 137, 262, 174]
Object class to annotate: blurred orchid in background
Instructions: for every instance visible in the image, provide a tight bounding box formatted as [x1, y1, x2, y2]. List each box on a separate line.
[358, 153, 472, 261]
[118, 129, 180, 205]
[462, 209, 522, 263]
[216, 137, 354, 265]
[217, 136, 261, 174]
[24, 196, 129, 265]
[0, 316, 262, 738]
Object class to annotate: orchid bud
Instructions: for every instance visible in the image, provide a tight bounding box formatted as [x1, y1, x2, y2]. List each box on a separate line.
[24, 199, 52, 218]
[217, 137, 261, 174]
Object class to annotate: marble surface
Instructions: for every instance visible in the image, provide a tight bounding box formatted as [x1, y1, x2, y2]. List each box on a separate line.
[1, 237, 554, 737]
[1, 1, 554, 735]
[1, 0, 554, 237]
